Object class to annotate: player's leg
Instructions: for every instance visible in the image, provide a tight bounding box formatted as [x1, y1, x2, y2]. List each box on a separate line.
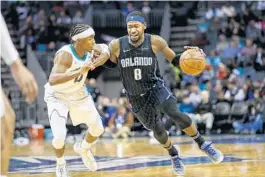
[71, 96, 104, 171]
[161, 97, 224, 164]
[0, 91, 15, 176]
[133, 106, 185, 175]
[78, 102, 104, 148]
[46, 100, 69, 177]
[49, 109, 68, 163]
[153, 121, 179, 155]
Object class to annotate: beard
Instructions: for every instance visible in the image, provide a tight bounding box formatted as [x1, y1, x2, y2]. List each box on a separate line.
[130, 35, 141, 43]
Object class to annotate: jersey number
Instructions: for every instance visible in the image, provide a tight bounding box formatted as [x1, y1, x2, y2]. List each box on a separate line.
[134, 69, 142, 80]
[74, 75, 83, 83]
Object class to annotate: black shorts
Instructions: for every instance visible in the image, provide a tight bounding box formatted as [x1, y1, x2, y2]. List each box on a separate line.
[126, 83, 176, 130]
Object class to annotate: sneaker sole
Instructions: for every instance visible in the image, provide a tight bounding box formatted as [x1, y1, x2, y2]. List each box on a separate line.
[173, 169, 186, 176]
[212, 151, 224, 164]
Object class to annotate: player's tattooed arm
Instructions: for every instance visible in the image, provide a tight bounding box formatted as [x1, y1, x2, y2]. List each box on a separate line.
[49, 52, 84, 85]
[151, 35, 177, 63]
[151, 35, 206, 67]
[109, 39, 120, 64]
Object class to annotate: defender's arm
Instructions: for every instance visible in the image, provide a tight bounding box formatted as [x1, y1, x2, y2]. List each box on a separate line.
[93, 39, 120, 68]
[91, 44, 111, 68]
[49, 52, 84, 85]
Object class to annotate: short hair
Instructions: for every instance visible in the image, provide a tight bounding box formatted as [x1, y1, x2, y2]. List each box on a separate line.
[126, 11, 146, 22]
[69, 23, 91, 42]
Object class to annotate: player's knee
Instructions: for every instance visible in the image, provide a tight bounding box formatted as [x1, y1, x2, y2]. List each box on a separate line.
[162, 98, 178, 118]
[152, 122, 166, 136]
[153, 130, 167, 140]
[52, 138, 65, 149]
[152, 122, 168, 144]
[89, 126, 104, 137]
[173, 111, 192, 129]
[162, 98, 192, 129]
[89, 120, 104, 137]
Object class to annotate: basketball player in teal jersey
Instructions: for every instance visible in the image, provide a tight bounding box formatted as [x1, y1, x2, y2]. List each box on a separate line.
[44, 24, 110, 177]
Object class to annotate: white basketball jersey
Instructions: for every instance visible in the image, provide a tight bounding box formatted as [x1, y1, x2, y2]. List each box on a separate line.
[45, 44, 92, 95]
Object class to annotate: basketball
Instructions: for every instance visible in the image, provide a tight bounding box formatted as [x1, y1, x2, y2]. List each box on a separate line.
[179, 48, 206, 76]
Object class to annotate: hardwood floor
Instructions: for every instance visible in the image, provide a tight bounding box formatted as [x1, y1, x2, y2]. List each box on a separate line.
[8, 135, 265, 177]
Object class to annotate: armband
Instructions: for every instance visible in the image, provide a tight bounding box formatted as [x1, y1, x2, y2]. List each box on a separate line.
[171, 52, 182, 67]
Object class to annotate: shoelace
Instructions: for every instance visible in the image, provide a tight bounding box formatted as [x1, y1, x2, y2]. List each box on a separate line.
[65, 166, 70, 177]
[172, 157, 183, 169]
[59, 168, 63, 177]
[58, 165, 70, 177]
[204, 144, 217, 157]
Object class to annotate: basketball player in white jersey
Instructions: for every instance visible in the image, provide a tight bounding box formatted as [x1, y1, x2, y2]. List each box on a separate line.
[44, 24, 109, 177]
[0, 14, 38, 177]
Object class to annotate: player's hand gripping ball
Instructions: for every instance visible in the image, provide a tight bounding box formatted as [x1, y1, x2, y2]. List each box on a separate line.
[179, 46, 206, 76]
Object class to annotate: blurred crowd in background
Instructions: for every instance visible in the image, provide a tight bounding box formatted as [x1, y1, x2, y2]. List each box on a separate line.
[164, 1, 265, 135]
[1, 1, 265, 144]
[2, 1, 163, 51]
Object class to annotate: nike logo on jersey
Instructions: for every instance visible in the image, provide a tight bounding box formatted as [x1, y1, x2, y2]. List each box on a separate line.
[141, 47, 149, 50]
[123, 49, 131, 53]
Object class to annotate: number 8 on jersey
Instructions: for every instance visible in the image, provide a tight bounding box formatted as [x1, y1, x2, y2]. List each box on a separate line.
[134, 68, 142, 80]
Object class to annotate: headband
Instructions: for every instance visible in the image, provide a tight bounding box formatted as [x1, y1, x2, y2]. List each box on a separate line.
[126, 15, 145, 24]
[71, 28, 95, 41]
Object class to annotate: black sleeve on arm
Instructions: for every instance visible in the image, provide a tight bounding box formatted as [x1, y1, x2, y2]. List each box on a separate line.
[103, 60, 117, 68]
[171, 52, 182, 67]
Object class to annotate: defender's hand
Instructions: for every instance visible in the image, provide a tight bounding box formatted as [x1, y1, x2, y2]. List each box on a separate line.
[80, 63, 96, 74]
[11, 60, 38, 104]
[92, 51, 101, 62]
[92, 45, 102, 62]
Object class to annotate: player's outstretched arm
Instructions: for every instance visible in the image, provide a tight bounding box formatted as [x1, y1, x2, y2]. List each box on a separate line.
[91, 44, 110, 68]
[1, 14, 38, 103]
[108, 39, 120, 64]
[9, 60, 38, 103]
[92, 39, 120, 69]
[49, 52, 89, 85]
[151, 35, 205, 67]
[151, 35, 182, 67]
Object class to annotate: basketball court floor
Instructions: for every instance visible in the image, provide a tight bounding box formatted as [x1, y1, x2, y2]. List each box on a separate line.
[8, 135, 265, 177]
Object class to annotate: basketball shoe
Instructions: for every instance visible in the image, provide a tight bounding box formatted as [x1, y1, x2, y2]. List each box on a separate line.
[171, 145, 185, 176]
[74, 141, 98, 171]
[200, 141, 224, 164]
[56, 163, 70, 177]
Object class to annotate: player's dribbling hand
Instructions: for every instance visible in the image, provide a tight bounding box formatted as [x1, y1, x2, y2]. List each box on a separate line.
[10, 60, 38, 104]
[184, 46, 206, 57]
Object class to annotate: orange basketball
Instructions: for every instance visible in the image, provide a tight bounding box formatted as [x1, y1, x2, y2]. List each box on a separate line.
[179, 48, 206, 76]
